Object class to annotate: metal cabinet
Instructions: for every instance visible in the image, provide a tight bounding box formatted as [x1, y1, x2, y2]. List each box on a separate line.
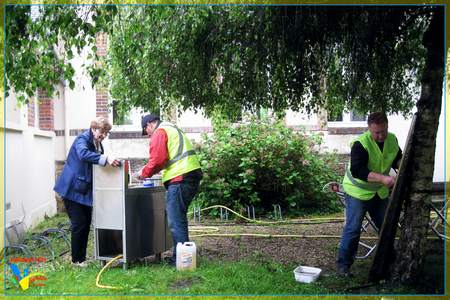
[93, 160, 172, 269]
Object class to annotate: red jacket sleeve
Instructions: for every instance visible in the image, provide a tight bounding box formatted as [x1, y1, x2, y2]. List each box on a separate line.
[141, 128, 169, 178]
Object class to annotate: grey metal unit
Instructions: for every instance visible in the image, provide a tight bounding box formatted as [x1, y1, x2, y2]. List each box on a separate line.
[93, 160, 172, 269]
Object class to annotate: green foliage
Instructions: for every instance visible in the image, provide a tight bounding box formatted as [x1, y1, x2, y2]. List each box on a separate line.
[322, 8, 428, 117]
[6, 5, 436, 119]
[5, 5, 117, 101]
[106, 5, 432, 117]
[5, 5, 433, 119]
[106, 6, 175, 115]
[196, 118, 341, 216]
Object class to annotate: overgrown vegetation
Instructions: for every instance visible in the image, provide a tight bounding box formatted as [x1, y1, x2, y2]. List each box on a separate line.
[195, 117, 341, 217]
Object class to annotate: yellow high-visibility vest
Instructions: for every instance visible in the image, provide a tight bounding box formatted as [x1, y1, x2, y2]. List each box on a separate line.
[342, 130, 399, 200]
[159, 122, 201, 183]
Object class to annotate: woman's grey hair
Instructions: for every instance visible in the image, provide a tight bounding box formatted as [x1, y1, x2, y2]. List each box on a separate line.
[90, 116, 112, 132]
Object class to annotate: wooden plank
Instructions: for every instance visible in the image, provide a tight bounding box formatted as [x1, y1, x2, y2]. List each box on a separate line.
[368, 113, 417, 282]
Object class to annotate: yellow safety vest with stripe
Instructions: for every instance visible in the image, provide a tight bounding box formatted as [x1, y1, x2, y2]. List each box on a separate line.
[342, 130, 399, 200]
[159, 122, 201, 183]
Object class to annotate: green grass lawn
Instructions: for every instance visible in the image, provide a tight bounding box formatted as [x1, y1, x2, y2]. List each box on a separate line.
[6, 258, 332, 295]
[2, 213, 429, 297]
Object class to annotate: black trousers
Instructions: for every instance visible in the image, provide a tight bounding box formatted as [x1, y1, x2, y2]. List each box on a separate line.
[63, 199, 92, 263]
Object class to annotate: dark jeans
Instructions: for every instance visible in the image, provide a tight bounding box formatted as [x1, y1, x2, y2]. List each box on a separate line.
[337, 193, 388, 269]
[63, 199, 92, 263]
[166, 177, 201, 259]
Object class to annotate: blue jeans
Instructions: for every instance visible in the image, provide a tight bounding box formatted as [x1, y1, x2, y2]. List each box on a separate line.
[337, 193, 388, 269]
[166, 178, 200, 259]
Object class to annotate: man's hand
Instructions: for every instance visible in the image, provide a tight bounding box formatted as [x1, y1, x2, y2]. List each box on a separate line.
[381, 175, 396, 188]
[133, 167, 145, 180]
[107, 156, 121, 167]
[368, 172, 396, 188]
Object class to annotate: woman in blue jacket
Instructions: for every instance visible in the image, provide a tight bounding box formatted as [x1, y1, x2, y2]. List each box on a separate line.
[54, 117, 120, 267]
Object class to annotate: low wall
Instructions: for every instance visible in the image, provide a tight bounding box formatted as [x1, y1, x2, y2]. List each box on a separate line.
[5, 122, 57, 229]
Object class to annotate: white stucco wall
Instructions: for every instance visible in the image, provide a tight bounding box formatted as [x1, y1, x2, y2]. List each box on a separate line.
[103, 137, 150, 159]
[322, 114, 414, 154]
[285, 110, 319, 126]
[5, 92, 24, 125]
[65, 84, 97, 130]
[320, 133, 359, 154]
[177, 108, 212, 128]
[5, 93, 57, 230]
[54, 84, 68, 161]
[65, 47, 98, 130]
[53, 85, 65, 130]
[432, 109, 445, 182]
[54, 46, 99, 160]
[5, 122, 56, 229]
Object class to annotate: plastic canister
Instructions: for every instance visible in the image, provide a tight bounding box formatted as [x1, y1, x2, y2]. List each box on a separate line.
[142, 178, 154, 187]
[176, 242, 197, 271]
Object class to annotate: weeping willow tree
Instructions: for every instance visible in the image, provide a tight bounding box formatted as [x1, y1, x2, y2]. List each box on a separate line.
[106, 6, 430, 118]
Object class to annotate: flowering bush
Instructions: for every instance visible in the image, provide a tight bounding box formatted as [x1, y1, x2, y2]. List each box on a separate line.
[195, 117, 341, 216]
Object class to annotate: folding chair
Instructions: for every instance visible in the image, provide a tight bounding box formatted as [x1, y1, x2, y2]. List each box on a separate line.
[429, 194, 449, 240]
[4, 217, 72, 265]
[4, 220, 34, 257]
[323, 182, 378, 259]
[4, 219, 62, 261]
[39, 227, 71, 259]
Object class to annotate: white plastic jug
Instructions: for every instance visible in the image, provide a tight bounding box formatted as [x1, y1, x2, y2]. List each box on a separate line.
[176, 242, 197, 271]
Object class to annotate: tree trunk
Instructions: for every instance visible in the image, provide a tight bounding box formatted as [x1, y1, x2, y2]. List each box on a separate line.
[368, 114, 417, 282]
[390, 9, 444, 283]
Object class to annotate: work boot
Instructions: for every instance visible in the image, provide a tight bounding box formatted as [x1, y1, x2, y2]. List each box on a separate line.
[336, 264, 353, 278]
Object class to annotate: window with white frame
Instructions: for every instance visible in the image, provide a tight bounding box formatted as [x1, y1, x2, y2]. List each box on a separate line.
[350, 110, 367, 122]
[110, 101, 148, 131]
[327, 110, 367, 127]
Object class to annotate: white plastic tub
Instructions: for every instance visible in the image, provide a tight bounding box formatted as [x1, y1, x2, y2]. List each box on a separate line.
[293, 266, 322, 283]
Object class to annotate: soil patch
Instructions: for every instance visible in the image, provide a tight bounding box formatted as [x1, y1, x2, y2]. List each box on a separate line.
[189, 220, 444, 293]
[169, 276, 203, 290]
[192, 220, 377, 274]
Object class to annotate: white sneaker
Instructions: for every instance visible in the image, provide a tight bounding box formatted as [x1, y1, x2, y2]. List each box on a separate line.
[71, 261, 89, 268]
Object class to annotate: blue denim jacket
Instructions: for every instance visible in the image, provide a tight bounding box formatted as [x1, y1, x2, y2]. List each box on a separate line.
[54, 129, 107, 206]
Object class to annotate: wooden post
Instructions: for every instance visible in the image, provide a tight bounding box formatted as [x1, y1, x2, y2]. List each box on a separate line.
[368, 113, 417, 282]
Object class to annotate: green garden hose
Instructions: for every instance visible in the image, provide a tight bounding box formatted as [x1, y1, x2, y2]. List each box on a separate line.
[96, 254, 123, 290]
[188, 204, 345, 224]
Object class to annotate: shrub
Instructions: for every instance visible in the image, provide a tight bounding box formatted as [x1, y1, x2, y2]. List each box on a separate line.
[195, 117, 341, 216]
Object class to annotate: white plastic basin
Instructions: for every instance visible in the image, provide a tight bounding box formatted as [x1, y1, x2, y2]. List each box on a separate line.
[293, 266, 322, 283]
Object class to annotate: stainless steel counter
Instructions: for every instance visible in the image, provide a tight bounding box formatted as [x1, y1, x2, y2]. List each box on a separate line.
[93, 160, 171, 269]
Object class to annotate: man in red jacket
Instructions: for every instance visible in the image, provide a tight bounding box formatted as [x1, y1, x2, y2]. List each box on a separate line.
[137, 114, 202, 266]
